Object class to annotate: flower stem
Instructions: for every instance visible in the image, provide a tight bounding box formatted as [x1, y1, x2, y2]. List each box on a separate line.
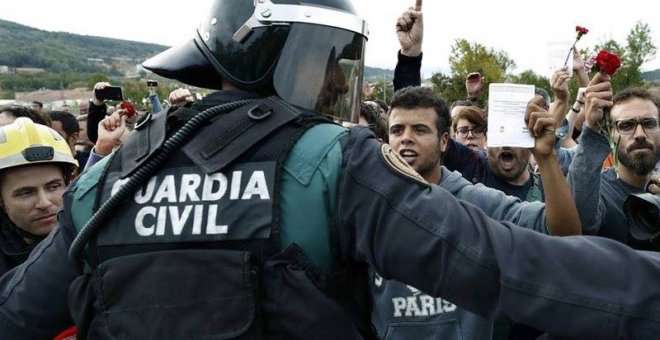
[602, 106, 620, 178]
[564, 41, 577, 67]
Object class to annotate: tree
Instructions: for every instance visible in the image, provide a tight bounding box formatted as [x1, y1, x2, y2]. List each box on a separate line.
[503, 69, 562, 104]
[87, 73, 111, 89]
[117, 78, 179, 110]
[431, 39, 517, 106]
[448, 39, 516, 82]
[508, 70, 550, 93]
[429, 72, 464, 106]
[626, 22, 657, 68]
[586, 22, 656, 93]
[370, 79, 394, 104]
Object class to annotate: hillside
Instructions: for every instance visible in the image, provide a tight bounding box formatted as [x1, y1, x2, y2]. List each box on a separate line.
[0, 19, 393, 81]
[643, 69, 660, 81]
[0, 19, 167, 73]
[364, 66, 394, 82]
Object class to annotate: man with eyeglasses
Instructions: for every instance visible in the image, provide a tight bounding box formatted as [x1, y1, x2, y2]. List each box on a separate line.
[568, 80, 660, 245]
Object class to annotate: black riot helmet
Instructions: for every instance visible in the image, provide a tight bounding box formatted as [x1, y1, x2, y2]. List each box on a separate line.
[143, 0, 368, 122]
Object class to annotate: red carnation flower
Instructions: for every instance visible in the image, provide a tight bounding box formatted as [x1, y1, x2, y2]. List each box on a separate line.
[120, 102, 136, 118]
[595, 50, 622, 76]
[576, 26, 589, 38]
[565, 25, 589, 66]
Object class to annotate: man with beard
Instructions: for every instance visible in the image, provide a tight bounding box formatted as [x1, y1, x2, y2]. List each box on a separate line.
[568, 84, 660, 242]
[440, 87, 562, 202]
[485, 147, 539, 201]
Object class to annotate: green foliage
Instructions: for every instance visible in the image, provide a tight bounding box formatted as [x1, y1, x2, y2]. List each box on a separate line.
[581, 22, 656, 93]
[364, 67, 394, 83]
[429, 72, 466, 106]
[366, 80, 395, 104]
[87, 74, 111, 89]
[448, 39, 516, 81]
[0, 91, 14, 99]
[0, 19, 166, 73]
[117, 79, 172, 110]
[0, 72, 93, 91]
[507, 70, 550, 92]
[507, 69, 553, 100]
[643, 69, 660, 81]
[433, 22, 656, 106]
[626, 22, 657, 67]
[436, 39, 517, 105]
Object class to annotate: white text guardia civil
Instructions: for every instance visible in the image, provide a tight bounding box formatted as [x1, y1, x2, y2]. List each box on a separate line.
[111, 170, 271, 237]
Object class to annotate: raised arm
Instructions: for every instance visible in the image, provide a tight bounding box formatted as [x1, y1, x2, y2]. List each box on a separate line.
[572, 48, 591, 88]
[527, 95, 581, 236]
[566, 72, 614, 233]
[339, 127, 660, 339]
[393, 0, 423, 91]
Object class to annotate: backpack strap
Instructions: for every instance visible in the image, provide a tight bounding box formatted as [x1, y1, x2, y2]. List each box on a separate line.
[183, 96, 301, 174]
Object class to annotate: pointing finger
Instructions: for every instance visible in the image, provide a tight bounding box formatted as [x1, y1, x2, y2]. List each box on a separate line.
[415, 0, 422, 11]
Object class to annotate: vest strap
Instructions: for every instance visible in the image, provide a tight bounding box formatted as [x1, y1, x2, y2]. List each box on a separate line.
[183, 97, 301, 174]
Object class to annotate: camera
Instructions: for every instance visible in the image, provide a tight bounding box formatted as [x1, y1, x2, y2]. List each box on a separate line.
[624, 193, 660, 251]
[94, 86, 123, 101]
[146, 80, 159, 87]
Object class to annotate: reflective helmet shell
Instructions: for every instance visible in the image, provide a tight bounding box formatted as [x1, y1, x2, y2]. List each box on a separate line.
[0, 117, 78, 171]
[142, 0, 367, 122]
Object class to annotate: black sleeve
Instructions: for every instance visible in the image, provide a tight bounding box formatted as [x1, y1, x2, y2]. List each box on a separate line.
[87, 101, 107, 144]
[336, 127, 660, 339]
[393, 51, 422, 92]
[442, 138, 486, 184]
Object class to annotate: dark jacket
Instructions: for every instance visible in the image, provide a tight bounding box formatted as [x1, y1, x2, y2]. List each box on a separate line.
[0, 218, 36, 277]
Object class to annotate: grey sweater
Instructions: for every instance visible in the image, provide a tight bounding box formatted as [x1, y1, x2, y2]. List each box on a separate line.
[567, 126, 645, 241]
[371, 166, 550, 340]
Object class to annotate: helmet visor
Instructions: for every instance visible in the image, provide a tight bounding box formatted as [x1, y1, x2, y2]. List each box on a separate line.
[273, 23, 365, 122]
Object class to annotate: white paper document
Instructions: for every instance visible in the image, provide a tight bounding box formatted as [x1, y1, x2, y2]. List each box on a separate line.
[487, 83, 535, 148]
[547, 41, 573, 78]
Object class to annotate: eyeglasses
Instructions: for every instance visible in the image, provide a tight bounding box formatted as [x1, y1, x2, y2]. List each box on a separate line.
[456, 126, 485, 137]
[612, 118, 659, 135]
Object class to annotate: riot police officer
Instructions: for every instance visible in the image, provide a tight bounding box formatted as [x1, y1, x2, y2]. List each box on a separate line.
[1, 0, 660, 338]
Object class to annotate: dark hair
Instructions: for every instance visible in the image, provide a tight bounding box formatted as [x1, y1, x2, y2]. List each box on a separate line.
[390, 86, 451, 136]
[0, 104, 50, 126]
[535, 87, 551, 108]
[612, 88, 660, 117]
[373, 99, 389, 113]
[49, 111, 80, 139]
[450, 100, 474, 112]
[451, 106, 487, 132]
[360, 102, 388, 142]
[31, 101, 43, 109]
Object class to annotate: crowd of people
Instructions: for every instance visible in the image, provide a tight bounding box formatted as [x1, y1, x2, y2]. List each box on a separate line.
[0, 0, 658, 339]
